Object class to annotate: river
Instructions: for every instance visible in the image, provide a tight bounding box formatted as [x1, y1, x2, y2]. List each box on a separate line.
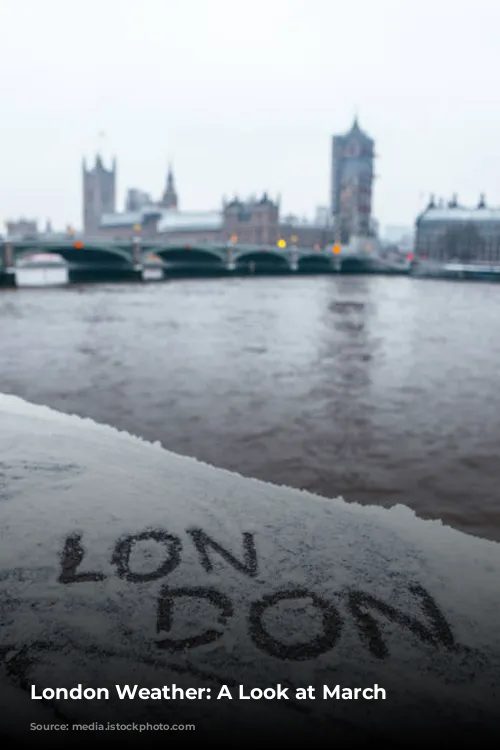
[1, 274, 499, 541]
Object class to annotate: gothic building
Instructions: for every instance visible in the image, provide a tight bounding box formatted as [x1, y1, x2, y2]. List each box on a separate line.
[81, 155, 335, 249]
[125, 189, 153, 212]
[82, 155, 116, 234]
[223, 193, 279, 245]
[331, 118, 375, 242]
[159, 165, 178, 209]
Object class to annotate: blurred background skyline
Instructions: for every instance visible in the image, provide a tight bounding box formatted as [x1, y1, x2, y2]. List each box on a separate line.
[1, 0, 499, 229]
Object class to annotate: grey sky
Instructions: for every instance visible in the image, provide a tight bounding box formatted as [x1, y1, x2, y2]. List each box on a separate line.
[1, 0, 499, 231]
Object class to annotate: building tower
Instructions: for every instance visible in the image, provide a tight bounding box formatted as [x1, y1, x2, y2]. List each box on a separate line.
[160, 164, 178, 209]
[331, 118, 375, 242]
[82, 155, 116, 234]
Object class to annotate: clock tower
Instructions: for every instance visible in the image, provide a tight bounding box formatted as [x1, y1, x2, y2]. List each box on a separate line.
[331, 118, 375, 242]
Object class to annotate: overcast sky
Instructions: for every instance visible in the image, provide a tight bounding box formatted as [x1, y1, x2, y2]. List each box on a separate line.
[1, 0, 499, 232]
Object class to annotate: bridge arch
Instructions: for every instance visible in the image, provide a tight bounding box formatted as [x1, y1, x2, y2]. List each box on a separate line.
[14, 244, 133, 266]
[297, 254, 334, 273]
[156, 246, 225, 264]
[235, 251, 289, 273]
[341, 257, 370, 273]
[156, 246, 226, 276]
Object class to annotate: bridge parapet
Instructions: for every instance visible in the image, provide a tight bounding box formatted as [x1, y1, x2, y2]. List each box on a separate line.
[2, 237, 382, 282]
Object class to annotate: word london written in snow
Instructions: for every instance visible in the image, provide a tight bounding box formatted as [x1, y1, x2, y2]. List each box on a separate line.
[0, 393, 499, 741]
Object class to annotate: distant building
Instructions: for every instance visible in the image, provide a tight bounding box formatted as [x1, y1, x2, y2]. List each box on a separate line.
[159, 165, 178, 209]
[97, 193, 278, 245]
[415, 194, 500, 263]
[125, 189, 153, 212]
[382, 225, 413, 244]
[278, 216, 335, 249]
[99, 207, 164, 240]
[96, 190, 338, 249]
[5, 218, 38, 238]
[83, 154, 338, 249]
[82, 155, 116, 234]
[83, 158, 184, 237]
[315, 206, 333, 226]
[157, 210, 223, 243]
[223, 194, 279, 245]
[331, 118, 375, 242]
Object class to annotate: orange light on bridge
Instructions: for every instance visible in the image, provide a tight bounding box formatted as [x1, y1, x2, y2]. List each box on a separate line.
[277, 238, 287, 249]
[230, 235, 238, 243]
[185, 244, 191, 249]
[74, 241, 84, 249]
[332, 244, 341, 254]
[290, 235, 298, 244]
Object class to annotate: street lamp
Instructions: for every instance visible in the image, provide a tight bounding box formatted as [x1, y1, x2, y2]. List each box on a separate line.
[277, 238, 287, 249]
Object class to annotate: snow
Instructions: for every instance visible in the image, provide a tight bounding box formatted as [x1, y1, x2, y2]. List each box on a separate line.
[0, 393, 499, 739]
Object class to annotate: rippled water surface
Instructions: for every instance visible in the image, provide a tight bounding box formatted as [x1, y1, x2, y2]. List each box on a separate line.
[1, 275, 499, 541]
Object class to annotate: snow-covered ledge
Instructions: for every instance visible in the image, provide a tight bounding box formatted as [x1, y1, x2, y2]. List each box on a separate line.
[0, 393, 499, 743]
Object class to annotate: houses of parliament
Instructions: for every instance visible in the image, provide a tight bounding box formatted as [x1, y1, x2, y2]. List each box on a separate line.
[78, 118, 377, 249]
[6, 119, 377, 248]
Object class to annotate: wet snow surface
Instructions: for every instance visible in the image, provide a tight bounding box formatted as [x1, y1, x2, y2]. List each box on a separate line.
[0, 393, 499, 740]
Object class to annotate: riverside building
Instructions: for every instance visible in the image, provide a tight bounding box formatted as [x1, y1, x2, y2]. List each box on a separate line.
[415, 195, 500, 264]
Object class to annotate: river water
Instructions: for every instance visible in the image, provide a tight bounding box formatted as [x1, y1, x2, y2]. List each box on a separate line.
[1, 274, 499, 541]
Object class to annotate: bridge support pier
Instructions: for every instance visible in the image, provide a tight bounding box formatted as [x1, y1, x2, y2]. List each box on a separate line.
[0, 243, 16, 288]
[68, 267, 144, 285]
[0, 269, 16, 288]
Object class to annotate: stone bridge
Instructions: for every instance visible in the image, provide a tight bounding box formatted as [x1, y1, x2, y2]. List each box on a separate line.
[0, 237, 380, 285]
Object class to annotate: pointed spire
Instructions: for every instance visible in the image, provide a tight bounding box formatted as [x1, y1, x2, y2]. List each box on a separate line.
[167, 162, 174, 190]
[160, 162, 178, 209]
[350, 107, 361, 132]
[478, 193, 486, 209]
